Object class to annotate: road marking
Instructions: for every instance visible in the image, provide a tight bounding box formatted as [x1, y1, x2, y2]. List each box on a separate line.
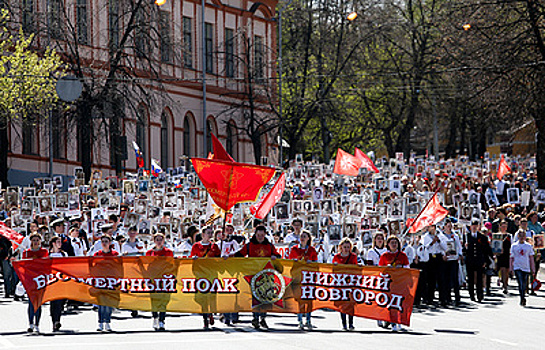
[490, 338, 518, 346]
[0, 337, 15, 349]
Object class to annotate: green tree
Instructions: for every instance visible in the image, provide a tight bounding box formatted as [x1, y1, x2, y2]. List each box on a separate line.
[0, 9, 63, 186]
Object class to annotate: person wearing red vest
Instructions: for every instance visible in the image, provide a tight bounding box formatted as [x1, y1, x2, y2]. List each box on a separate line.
[146, 233, 174, 331]
[191, 226, 221, 330]
[288, 230, 317, 330]
[332, 238, 359, 331]
[22, 233, 48, 334]
[235, 225, 281, 330]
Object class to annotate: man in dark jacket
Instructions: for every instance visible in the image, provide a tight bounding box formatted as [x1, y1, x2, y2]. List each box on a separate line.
[0, 234, 16, 297]
[465, 219, 487, 302]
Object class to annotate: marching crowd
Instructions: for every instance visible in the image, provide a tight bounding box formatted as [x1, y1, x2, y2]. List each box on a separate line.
[0, 154, 543, 334]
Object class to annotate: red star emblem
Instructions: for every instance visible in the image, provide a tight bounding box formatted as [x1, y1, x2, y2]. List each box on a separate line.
[244, 261, 292, 308]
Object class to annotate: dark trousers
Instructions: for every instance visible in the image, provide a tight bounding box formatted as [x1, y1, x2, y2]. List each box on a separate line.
[515, 270, 529, 302]
[2, 260, 18, 296]
[340, 313, 353, 328]
[414, 261, 428, 304]
[152, 311, 166, 322]
[467, 264, 484, 301]
[50, 299, 65, 323]
[427, 255, 446, 303]
[444, 260, 460, 303]
[28, 303, 42, 325]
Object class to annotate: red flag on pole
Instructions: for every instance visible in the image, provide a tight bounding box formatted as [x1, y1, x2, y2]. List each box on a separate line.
[191, 158, 275, 211]
[497, 155, 511, 180]
[211, 133, 235, 162]
[250, 173, 286, 219]
[407, 193, 448, 234]
[354, 147, 379, 173]
[0, 222, 24, 249]
[333, 148, 362, 176]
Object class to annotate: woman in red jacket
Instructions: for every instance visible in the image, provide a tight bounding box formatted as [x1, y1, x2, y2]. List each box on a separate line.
[23, 233, 49, 334]
[332, 238, 358, 331]
[379, 236, 410, 332]
[146, 233, 174, 331]
[190, 226, 220, 330]
[288, 230, 317, 330]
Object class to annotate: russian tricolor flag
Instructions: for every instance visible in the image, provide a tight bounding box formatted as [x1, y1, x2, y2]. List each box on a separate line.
[151, 159, 163, 177]
[132, 141, 144, 168]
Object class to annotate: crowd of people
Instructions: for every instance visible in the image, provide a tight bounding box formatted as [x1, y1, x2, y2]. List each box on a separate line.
[0, 154, 543, 334]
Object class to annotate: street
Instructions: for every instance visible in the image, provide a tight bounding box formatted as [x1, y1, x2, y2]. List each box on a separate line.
[1, 269, 544, 350]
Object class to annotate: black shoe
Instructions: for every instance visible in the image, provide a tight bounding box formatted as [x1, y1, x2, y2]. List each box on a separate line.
[251, 318, 260, 330]
[131, 310, 138, 318]
[54, 322, 61, 331]
[259, 318, 269, 330]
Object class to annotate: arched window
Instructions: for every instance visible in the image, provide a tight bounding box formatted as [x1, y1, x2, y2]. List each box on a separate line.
[183, 115, 192, 157]
[160, 112, 169, 168]
[136, 105, 147, 167]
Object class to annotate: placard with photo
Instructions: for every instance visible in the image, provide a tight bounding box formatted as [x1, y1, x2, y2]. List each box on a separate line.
[23, 187, 35, 198]
[313, 187, 324, 202]
[327, 224, 342, 241]
[163, 192, 178, 209]
[38, 196, 53, 214]
[507, 187, 521, 204]
[91, 207, 107, 221]
[534, 234, 544, 249]
[491, 233, 505, 254]
[20, 199, 33, 218]
[138, 219, 151, 235]
[55, 192, 69, 210]
[387, 220, 401, 236]
[274, 203, 290, 221]
[123, 180, 136, 194]
[320, 199, 334, 215]
[390, 198, 404, 219]
[148, 206, 161, 220]
[68, 194, 80, 211]
[4, 191, 18, 210]
[484, 188, 499, 207]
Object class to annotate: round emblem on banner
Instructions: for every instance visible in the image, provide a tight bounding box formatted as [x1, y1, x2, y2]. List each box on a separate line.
[250, 268, 286, 304]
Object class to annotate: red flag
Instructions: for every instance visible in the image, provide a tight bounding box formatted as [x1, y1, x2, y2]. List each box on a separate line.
[0, 222, 24, 249]
[407, 193, 448, 233]
[333, 148, 362, 176]
[250, 173, 286, 219]
[355, 148, 379, 173]
[191, 158, 275, 211]
[211, 133, 235, 162]
[497, 155, 511, 180]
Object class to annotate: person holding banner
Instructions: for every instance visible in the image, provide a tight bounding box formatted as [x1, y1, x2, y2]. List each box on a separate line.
[147, 233, 174, 331]
[191, 226, 221, 330]
[288, 230, 318, 330]
[236, 225, 281, 330]
[364, 231, 388, 328]
[379, 236, 410, 331]
[48, 236, 68, 332]
[22, 233, 48, 334]
[94, 234, 118, 332]
[332, 238, 359, 331]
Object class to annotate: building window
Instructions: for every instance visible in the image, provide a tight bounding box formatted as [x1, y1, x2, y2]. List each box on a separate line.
[22, 119, 38, 155]
[161, 112, 169, 168]
[226, 123, 234, 156]
[254, 35, 264, 81]
[134, 7, 149, 57]
[205, 23, 214, 74]
[109, 0, 119, 51]
[183, 116, 192, 157]
[183, 17, 192, 68]
[225, 28, 234, 78]
[22, 0, 34, 33]
[136, 106, 147, 167]
[47, 0, 62, 39]
[76, 0, 88, 44]
[51, 110, 66, 159]
[160, 11, 172, 63]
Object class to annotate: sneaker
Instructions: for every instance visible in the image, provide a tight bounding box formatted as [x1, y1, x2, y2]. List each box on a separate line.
[97, 323, 104, 332]
[104, 323, 112, 332]
[251, 318, 260, 330]
[348, 325, 355, 331]
[158, 321, 165, 331]
[27, 324, 34, 333]
[342, 326, 348, 331]
[203, 324, 210, 330]
[259, 318, 269, 330]
[298, 321, 304, 330]
[392, 324, 402, 332]
[305, 321, 313, 330]
[33, 325, 39, 334]
[153, 318, 159, 330]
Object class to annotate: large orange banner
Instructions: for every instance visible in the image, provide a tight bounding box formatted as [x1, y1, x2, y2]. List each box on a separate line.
[14, 257, 420, 326]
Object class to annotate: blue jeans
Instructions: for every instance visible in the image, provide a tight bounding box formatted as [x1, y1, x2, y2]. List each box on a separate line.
[297, 312, 311, 323]
[152, 311, 166, 322]
[28, 303, 42, 325]
[515, 269, 529, 301]
[224, 313, 237, 323]
[98, 305, 113, 323]
[2, 259, 18, 296]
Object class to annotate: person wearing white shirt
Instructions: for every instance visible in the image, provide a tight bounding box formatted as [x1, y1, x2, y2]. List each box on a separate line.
[121, 227, 145, 256]
[365, 232, 387, 266]
[284, 218, 303, 245]
[442, 219, 463, 306]
[69, 227, 87, 256]
[510, 230, 535, 306]
[414, 236, 430, 305]
[421, 224, 449, 306]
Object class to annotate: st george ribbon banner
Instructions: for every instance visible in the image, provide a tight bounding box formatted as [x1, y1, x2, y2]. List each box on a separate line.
[14, 257, 420, 326]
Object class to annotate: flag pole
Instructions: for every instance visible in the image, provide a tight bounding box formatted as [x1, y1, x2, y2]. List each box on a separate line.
[400, 186, 442, 239]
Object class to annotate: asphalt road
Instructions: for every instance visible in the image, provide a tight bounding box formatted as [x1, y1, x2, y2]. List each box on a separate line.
[1, 268, 544, 350]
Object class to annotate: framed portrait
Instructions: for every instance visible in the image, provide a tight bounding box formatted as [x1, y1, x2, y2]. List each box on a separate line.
[53, 176, 63, 189]
[274, 203, 290, 220]
[23, 187, 35, 198]
[20, 199, 33, 218]
[138, 219, 151, 235]
[327, 224, 342, 241]
[55, 192, 69, 210]
[313, 187, 324, 202]
[534, 234, 545, 249]
[164, 192, 178, 210]
[320, 199, 334, 215]
[38, 196, 53, 214]
[148, 206, 161, 220]
[506, 188, 521, 204]
[123, 180, 136, 194]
